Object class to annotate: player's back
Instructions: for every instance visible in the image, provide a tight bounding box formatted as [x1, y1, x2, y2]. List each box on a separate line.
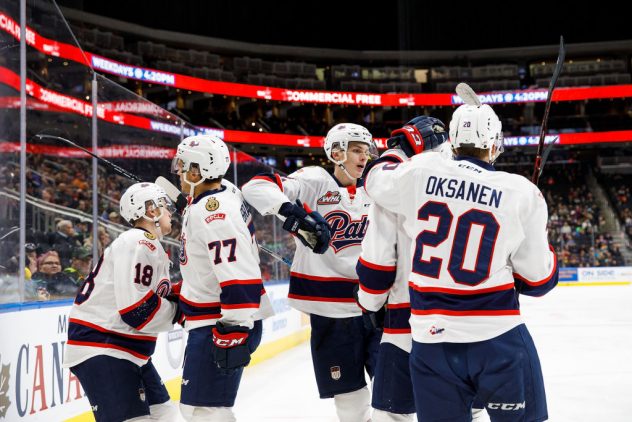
[381, 153, 556, 343]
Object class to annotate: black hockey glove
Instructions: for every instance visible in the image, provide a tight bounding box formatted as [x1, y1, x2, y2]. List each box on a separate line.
[165, 281, 185, 325]
[278, 200, 331, 254]
[387, 116, 449, 157]
[211, 321, 252, 369]
[352, 284, 386, 331]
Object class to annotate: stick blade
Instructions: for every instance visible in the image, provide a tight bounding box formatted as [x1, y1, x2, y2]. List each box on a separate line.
[455, 83, 482, 106]
[155, 176, 188, 213]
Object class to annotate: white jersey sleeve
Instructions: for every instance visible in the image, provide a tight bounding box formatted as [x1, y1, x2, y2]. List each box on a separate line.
[356, 202, 397, 312]
[363, 152, 406, 213]
[242, 170, 307, 216]
[114, 235, 178, 333]
[510, 185, 558, 296]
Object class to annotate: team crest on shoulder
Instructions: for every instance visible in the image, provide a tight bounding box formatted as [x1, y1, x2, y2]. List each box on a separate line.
[317, 191, 342, 205]
[144, 232, 156, 240]
[206, 197, 220, 211]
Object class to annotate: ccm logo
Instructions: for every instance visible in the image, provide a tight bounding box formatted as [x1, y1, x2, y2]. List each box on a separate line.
[214, 337, 246, 348]
[487, 402, 526, 410]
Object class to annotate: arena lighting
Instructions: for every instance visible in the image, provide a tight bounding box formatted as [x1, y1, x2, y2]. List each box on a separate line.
[3, 12, 632, 106]
[1, 68, 631, 149]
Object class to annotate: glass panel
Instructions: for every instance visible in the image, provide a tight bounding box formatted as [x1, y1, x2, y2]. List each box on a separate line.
[0, 0, 293, 307]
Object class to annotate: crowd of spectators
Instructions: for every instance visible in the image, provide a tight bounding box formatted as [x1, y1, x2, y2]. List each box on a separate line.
[600, 172, 632, 239]
[540, 165, 625, 267]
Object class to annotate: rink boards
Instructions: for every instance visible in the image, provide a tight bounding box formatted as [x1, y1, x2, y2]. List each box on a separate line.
[0, 281, 308, 422]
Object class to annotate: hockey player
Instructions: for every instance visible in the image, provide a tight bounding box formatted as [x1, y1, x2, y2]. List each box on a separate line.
[242, 123, 380, 422]
[365, 102, 558, 421]
[171, 135, 273, 422]
[357, 116, 450, 422]
[64, 182, 181, 422]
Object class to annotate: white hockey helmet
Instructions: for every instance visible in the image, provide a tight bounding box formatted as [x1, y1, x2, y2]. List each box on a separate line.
[324, 123, 376, 165]
[449, 104, 504, 162]
[120, 182, 174, 226]
[172, 135, 231, 180]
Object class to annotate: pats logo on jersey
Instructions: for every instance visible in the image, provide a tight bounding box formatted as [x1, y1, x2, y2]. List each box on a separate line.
[317, 191, 341, 205]
[325, 211, 369, 252]
[156, 279, 171, 298]
[179, 233, 188, 265]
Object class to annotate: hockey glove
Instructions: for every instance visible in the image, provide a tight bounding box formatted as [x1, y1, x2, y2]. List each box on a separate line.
[387, 116, 449, 157]
[352, 284, 386, 331]
[212, 321, 252, 369]
[166, 280, 182, 303]
[165, 281, 185, 325]
[279, 200, 331, 254]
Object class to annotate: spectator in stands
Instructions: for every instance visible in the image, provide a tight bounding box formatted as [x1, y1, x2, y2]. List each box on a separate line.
[49, 219, 82, 267]
[24, 243, 38, 279]
[63, 247, 93, 286]
[84, 226, 112, 256]
[108, 211, 122, 224]
[41, 187, 55, 203]
[31, 250, 77, 298]
[74, 220, 91, 244]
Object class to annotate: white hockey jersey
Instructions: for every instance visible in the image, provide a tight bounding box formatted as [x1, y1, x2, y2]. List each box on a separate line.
[178, 182, 273, 331]
[242, 166, 371, 318]
[64, 228, 178, 367]
[357, 148, 412, 352]
[365, 153, 558, 344]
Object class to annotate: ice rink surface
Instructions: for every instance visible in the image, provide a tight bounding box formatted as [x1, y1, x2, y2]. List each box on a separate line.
[179, 285, 632, 421]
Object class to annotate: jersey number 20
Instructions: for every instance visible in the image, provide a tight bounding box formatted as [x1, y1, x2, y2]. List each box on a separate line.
[413, 201, 499, 286]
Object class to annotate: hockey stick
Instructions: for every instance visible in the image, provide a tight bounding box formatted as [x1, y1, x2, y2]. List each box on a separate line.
[531, 36, 565, 185]
[538, 136, 559, 179]
[0, 226, 20, 241]
[38, 133, 294, 266]
[35, 134, 143, 182]
[258, 244, 293, 267]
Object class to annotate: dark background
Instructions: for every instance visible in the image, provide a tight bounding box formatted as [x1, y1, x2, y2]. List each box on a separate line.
[56, 0, 631, 51]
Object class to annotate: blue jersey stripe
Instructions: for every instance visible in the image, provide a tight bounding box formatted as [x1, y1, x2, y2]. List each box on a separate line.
[385, 306, 411, 330]
[68, 321, 156, 358]
[356, 259, 396, 293]
[119, 292, 160, 330]
[220, 283, 262, 306]
[179, 298, 221, 319]
[410, 287, 519, 312]
[289, 274, 358, 301]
